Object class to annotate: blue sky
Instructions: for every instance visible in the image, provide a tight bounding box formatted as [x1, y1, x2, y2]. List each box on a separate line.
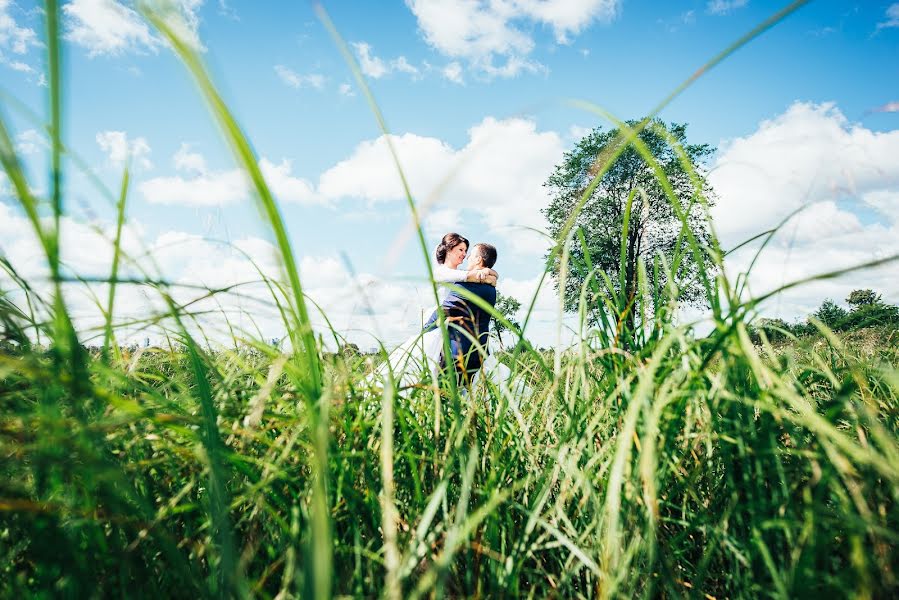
[1, 0, 898, 347]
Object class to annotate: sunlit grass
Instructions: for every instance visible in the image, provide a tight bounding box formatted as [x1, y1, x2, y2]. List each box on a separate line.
[1, 1, 897, 598]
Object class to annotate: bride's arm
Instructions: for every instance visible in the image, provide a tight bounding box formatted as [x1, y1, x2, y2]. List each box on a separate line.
[433, 263, 468, 283]
[434, 264, 498, 286]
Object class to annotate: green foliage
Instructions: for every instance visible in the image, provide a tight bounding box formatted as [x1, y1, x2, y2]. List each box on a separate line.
[492, 292, 521, 338]
[813, 298, 849, 330]
[542, 118, 716, 325]
[840, 301, 899, 330]
[753, 291, 899, 341]
[847, 288, 881, 309]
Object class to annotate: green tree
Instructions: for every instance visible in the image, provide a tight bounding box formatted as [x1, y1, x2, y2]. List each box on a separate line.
[846, 289, 881, 309]
[492, 292, 522, 350]
[542, 119, 716, 330]
[811, 299, 848, 330]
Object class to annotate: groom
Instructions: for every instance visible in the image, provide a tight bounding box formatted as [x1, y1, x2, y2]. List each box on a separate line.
[423, 243, 498, 385]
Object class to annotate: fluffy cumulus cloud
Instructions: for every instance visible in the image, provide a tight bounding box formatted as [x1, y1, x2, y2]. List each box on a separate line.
[259, 158, 320, 205]
[317, 117, 565, 254]
[96, 130, 153, 170]
[709, 101, 899, 319]
[138, 145, 321, 207]
[0, 200, 160, 342]
[0, 198, 492, 348]
[63, 0, 204, 57]
[405, 0, 619, 77]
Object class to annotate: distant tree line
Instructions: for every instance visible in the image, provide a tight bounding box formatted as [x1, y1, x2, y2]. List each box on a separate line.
[749, 289, 899, 343]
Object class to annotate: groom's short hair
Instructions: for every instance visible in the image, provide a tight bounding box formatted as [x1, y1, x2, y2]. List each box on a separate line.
[472, 243, 497, 268]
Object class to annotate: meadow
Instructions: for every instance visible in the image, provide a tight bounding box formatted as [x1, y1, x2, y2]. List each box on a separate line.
[1, 1, 898, 598]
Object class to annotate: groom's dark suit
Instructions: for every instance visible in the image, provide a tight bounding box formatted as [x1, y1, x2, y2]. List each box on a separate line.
[423, 282, 496, 384]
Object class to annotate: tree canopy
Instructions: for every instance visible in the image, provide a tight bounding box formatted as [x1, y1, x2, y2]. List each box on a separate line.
[542, 119, 716, 328]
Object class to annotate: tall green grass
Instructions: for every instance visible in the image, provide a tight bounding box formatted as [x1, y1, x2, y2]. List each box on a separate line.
[1, 1, 898, 598]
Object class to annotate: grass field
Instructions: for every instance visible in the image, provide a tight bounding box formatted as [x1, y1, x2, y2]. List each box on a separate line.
[2, 1, 898, 598]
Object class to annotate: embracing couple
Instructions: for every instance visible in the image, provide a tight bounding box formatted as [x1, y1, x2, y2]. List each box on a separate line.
[375, 232, 511, 392]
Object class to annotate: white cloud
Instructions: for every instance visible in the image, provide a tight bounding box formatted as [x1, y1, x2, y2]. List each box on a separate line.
[1, 55, 34, 72]
[424, 207, 464, 239]
[706, 0, 748, 16]
[274, 64, 325, 90]
[442, 61, 463, 84]
[318, 117, 565, 255]
[0, 194, 568, 349]
[351, 41, 420, 80]
[877, 3, 899, 30]
[139, 145, 323, 207]
[405, 0, 619, 78]
[392, 55, 419, 76]
[338, 82, 355, 97]
[318, 133, 453, 203]
[96, 130, 153, 170]
[710, 102, 899, 244]
[259, 157, 321, 205]
[0, 0, 39, 54]
[64, 0, 160, 56]
[139, 169, 246, 207]
[172, 142, 205, 173]
[63, 0, 204, 57]
[352, 41, 387, 78]
[567, 124, 591, 141]
[709, 101, 899, 320]
[872, 101, 899, 113]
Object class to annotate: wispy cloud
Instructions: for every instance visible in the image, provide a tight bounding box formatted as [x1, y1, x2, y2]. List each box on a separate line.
[0, 0, 40, 55]
[876, 3, 899, 30]
[15, 129, 47, 155]
[658, 9, 696, 33]
[351, 41, 420, 80]
[274, 64, 325, 90]
[442, 61, 463, 84]
[871, 101, 899, 114]
[338, 82, 355, 97]
[707, 0, 748, 16]
[0, 51, 35, 74]
[217, 0, 239, 21]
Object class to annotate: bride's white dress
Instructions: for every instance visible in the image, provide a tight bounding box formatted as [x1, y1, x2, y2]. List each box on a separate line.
[368, 263, 523, 395]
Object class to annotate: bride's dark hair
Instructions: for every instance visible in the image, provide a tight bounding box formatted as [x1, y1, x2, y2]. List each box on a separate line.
[435, 233, 469, 264]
